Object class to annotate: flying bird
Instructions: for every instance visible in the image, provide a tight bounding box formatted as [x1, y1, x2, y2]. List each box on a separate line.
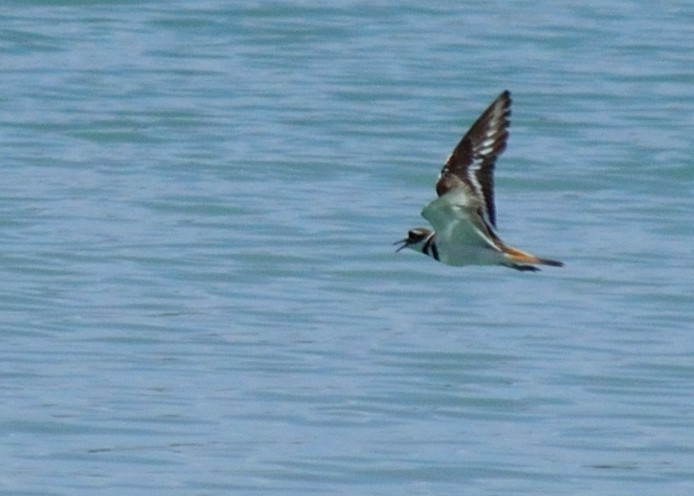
[395, 90, 563, 272]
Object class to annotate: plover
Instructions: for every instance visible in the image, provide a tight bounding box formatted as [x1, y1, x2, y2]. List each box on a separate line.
[395, 91, 563, 272]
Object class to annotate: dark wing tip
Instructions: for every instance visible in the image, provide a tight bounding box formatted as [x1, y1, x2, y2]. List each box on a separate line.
[435, 91, 513, 226]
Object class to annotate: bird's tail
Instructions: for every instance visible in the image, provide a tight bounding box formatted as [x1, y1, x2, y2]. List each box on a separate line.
[535, 257, 564, 267]
[503, 246, 564, 269]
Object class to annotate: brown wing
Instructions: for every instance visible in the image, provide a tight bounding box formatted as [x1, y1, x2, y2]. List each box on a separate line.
[435, 90, 511, 228]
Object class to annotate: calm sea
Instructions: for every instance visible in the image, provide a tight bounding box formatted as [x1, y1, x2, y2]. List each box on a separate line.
[2, 1, 694, 495]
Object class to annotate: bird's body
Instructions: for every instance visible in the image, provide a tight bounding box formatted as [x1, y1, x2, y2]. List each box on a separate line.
[421, 193, 508, 266]
[396, 91, 563, 272]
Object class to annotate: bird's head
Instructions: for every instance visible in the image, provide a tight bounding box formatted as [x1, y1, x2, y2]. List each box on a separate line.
[394, 228, 432, 253]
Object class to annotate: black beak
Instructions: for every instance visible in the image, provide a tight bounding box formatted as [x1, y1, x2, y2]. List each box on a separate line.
[394, 238, 409, 253]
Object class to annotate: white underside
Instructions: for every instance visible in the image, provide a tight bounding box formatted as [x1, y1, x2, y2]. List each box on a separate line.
[435, 239, 507, 266]
[421, 190, 507, 266]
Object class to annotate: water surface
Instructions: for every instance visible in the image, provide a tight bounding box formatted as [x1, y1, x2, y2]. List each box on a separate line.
[2, 1, 694, 494]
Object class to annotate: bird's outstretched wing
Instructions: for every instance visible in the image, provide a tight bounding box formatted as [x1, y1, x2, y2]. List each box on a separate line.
[435, 90, 511, 229]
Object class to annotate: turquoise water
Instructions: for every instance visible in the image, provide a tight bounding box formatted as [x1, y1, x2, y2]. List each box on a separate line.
[2, 1, 694, 494]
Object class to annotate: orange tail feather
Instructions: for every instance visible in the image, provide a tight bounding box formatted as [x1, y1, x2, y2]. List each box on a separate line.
[504, 246, 564, 268]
